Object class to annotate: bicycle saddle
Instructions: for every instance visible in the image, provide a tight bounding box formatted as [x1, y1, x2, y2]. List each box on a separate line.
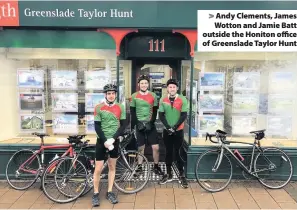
[216, 129, 227, 136]
[68, 135, 86, 139]
[32, 133, 49, 137]
[250, 129, 266, 134]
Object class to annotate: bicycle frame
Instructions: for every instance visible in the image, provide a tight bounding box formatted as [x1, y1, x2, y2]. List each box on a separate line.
[213, 139, 271, 179]
[19, 144, 75, 175]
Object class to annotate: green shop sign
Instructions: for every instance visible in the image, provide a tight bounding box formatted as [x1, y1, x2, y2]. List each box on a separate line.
[9, 1, 297, 28]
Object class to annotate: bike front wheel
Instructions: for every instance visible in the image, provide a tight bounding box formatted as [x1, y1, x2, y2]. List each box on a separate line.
[195, 149, 233, 192]
[114, 150, 150, 194]
[254, 147, 293, 189]
[6, 149, 41, 190]
[42, 157, 88, 203]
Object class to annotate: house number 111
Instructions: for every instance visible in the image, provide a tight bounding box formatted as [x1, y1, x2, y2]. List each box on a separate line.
[148, 39, 165, 52]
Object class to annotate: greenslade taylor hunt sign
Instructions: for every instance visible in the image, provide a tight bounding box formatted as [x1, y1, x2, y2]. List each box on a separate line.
[24, 8, 134, 19]
[1, 1, 297, 28]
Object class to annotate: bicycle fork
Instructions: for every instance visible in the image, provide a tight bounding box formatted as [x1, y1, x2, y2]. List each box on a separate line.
[212, 148, 224, 172]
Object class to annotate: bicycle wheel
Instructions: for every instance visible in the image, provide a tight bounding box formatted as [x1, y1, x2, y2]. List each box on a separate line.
[42, 157, 88, 203]
[195, 149, 233, 192]
[114, 150, 150, 194]
[6, 149, 41, 190]
[254, 147, 293, 189]
[76, 155, 94, 197]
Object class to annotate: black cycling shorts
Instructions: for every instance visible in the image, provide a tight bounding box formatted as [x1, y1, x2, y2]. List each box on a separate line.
[95, 138, 120, 161]
[136, 126, 159, 147]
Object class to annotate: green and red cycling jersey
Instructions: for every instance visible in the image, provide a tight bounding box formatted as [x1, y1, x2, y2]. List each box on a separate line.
[94, 102, 126, 140]
[159, 94, 189, 131]
[130, 91, 158, 121]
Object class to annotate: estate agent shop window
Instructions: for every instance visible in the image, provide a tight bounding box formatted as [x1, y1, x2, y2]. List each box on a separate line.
[0, 48, 131, 144]
[1, 48, 297, 149]
[187, 52, 297, 148]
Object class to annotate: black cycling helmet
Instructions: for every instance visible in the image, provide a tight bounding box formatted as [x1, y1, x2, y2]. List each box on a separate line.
[137, 74, 150, 83]
[103, 84, 117, 93]
[166, 78, 179, 87]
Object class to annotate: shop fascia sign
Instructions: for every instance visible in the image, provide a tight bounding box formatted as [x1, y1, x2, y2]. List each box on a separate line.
[0, 0, 134, 27]
[23, 8, 134, 19]
[0, 1, 19, 26]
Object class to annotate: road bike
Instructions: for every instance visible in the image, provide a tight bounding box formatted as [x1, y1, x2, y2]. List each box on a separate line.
[41, 129, 150, 203]
[195, 129, 293, 192]
[5, 133, 85, 190]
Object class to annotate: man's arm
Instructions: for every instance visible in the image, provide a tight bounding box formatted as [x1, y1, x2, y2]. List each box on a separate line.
[158, 97, 171, 129]
[113, 104, 128, 139]
[159, 112, 171, 129]
[95, 121, 107, 142]
[173, 112, 187, 130]
[130, 107, 138, 128]
[94, 105, 107, 142]
[113, 119, 128, 139]
[173, 96, 189, 130]
[150, 92, 158, 124]
[130, 93, 138, 128]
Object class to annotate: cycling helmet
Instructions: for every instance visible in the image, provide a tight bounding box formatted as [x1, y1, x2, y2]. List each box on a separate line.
[137, 74, 150, 83]
[166, 78, 179, 87]
[103, 84, 117, 93]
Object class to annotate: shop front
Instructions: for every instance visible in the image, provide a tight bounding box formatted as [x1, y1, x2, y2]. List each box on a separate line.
[0, 0, 297, 180]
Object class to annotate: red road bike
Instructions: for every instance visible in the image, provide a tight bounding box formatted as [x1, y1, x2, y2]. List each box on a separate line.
[5, 132, 86, 190]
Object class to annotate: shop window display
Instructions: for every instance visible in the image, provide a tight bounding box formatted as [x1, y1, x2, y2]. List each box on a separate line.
[190, 55, 297, 148]
[11, 58, 127, 142]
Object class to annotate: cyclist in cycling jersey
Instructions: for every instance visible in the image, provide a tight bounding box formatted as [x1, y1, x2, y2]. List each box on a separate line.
[158, 78, 189, 188]
[92, 84, 127, 207]
[130, 75, 163, 176]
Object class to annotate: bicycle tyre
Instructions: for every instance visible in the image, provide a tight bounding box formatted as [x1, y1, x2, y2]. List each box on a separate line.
[195, 149, 233, 193]
[6, 149, 41, 190]
[42, 157, 88, 203]
[114, 150, 150, 194]
[80, 174, 93, 197]
[254, 147, 293, 189]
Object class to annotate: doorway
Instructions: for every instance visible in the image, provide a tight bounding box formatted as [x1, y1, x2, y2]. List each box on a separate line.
[129, 59, 182, 162]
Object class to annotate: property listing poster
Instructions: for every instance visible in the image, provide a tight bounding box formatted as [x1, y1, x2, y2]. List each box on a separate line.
[20, 114, 45, 132]
[266, 116, 292, 138]
[199, 94, 224, 113]
[52, 114, 78, 134]
[19, 93, 44, 111]
[51, 70, 77, 90]
[200, 72, 225, 91]
[232, 94, 259, 114]
[268, 94, 294, 114]
[232, 116, 257, 135]
[269, 72, 295, 93]
[85, 115, 95, 134]
[85, 93, 105, 112]
[17, 69, 44, 89]
[233, 72, 260, 91]
[52, 93, 78, 112]
[85, 70, 111, 90]
[198, 115, 224, 134]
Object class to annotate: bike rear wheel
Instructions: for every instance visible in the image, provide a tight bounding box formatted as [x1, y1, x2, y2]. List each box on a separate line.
[114, 150, 150, 194]
[254, 147, 293, 189]
[42, 157, 88, 203]
[195, 149, 233, 192]
[6, 149, 41, 190]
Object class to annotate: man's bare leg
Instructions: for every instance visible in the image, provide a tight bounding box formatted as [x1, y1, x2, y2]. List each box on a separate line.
[106, 158, 119, 204]
[92, 160, 104, 207]
[93, 160, 104, 193]
[107, 158, 117, 192]
[152, 144, 163, 175]
[135, 145, 145, 174]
